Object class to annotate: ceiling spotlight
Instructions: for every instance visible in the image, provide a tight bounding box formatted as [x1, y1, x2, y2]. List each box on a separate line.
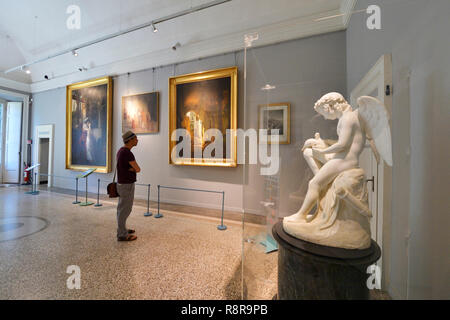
[72, 50, 78, 57]
[151, 23, 158, 33]
[172, 42, 181, 51]
[261, 84, 276, 91]
[21, 66, 31, 74]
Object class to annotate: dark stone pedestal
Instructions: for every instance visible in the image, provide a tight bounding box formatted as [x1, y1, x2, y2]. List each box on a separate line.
[272, 222, 381, 300]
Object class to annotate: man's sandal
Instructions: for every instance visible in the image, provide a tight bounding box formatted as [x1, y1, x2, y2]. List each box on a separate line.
[128, 229, 135, 234]
[118, 234, 137, 241]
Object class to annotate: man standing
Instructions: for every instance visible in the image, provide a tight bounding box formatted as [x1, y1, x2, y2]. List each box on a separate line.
[116, 131, 140, 241]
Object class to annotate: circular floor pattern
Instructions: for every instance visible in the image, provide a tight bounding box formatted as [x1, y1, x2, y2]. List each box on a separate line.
[0, 216, 49, 242]
[0, 222, 24, 232]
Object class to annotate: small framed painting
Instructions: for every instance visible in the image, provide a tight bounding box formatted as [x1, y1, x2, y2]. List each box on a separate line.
[258, 103, 290, 144]
[122, 92, 159, 134]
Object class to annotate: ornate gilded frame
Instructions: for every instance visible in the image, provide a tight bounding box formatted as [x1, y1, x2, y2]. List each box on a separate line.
[66, 76, 113, 173]
[168, 67, 238, 167]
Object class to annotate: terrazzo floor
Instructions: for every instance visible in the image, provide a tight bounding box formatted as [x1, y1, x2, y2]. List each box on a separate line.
[0, 186, 277, 300]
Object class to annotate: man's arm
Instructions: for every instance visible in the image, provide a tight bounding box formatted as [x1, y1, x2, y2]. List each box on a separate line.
[129, 160, 141, 173]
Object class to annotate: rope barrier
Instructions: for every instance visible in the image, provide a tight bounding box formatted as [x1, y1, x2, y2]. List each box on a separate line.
[158, 185, 227, 230]
[29, 173, 227, 231]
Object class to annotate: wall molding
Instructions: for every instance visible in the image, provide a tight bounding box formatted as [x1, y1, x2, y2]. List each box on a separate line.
[0, 76, 31, 93]
[29, 9, 347, 93]
[341, 0, 358, 27]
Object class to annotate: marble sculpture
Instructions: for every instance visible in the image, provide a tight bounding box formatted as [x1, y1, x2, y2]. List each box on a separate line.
[283, 92, 392, 249]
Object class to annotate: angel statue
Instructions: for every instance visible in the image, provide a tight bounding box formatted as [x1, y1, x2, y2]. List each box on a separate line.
[283, 92, 392, 249]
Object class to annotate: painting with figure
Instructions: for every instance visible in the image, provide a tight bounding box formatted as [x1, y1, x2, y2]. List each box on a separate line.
[122, 92, 159, 134]
[66, 77, 112, 173]
[259, 103, 290, 144]
[169, 67, 237, 167]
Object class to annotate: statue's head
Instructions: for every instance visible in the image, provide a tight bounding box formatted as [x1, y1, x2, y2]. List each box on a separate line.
[314, 92, 351, 120]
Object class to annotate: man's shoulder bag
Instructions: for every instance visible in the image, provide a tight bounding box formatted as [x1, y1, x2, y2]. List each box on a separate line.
[107, 166, 119, 198]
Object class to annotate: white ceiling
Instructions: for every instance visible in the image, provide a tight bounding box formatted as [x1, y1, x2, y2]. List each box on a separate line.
[0, 0, 355, 93]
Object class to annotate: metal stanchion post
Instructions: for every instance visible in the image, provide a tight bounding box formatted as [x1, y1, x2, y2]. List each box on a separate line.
[73, 177, 81, 204]
[154, 185, 163, 218]
[144, 184, 152, 216]
[94, 178, 102, 207]
[217, 191, 227, 230]
[31, 172, 40, 195]
[80, 175, 94, 206]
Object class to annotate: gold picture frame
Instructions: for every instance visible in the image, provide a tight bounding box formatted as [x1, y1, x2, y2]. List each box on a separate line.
[66, 76, 113, 173]
[169, 67, 238, 167]
[258, 102, 291, 144]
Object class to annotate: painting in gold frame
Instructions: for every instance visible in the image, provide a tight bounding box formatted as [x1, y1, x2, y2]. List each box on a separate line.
[258, 102, 290, 144]
[122, 92, 159, 134]
[169, 67, 238, 167]
[66, 76, 113, 173]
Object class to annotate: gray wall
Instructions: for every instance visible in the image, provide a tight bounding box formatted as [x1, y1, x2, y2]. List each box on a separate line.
[31, 31, 346, 214]
[32, 55, 245, 212]
[347, 0, 450, 299]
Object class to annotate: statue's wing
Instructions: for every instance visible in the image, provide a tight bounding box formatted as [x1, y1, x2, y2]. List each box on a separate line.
[357, 96, 393, 167]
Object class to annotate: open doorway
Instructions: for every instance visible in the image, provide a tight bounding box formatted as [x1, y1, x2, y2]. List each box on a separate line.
[0, 89, 30, 185]
[0, 99, 23, 184]
[0, 100, 4, 183]
[39, 138, 49, 184]
[35, 125, 54, 187]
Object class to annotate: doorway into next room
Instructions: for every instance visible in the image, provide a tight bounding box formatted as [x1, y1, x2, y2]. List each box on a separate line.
[0, 96, 23, 185]
[38, 138, 49, 184]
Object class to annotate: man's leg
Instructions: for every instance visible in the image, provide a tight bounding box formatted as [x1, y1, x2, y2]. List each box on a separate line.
[124, 184, 135, 230]
[116, 183, 134, 239]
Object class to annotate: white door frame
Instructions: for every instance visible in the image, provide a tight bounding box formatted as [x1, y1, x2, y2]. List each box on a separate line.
[0, 98, 7, 183]
[35, 125, 54, 187]
[0, 88, 30, 184]
[3, 101, 23, 183]
[350, 54, 393, 290]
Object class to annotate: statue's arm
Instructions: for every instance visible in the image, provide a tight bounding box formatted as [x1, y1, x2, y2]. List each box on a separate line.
[324, 139, 337, 146]
[318, 116, 354, 154]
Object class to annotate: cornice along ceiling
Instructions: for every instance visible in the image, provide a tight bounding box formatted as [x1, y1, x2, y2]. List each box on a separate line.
[0, 0, 355, 93]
